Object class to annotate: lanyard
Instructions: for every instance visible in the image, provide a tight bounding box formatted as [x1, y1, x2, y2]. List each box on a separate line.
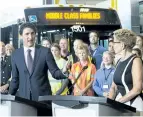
[104, 68, 113, 81]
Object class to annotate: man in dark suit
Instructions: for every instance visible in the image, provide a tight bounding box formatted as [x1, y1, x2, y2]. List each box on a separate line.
[9, 23, 66, 101]
[0, 41, 12, 94]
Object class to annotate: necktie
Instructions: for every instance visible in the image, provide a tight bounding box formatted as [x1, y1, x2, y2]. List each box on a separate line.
[27, 49, 33, 74]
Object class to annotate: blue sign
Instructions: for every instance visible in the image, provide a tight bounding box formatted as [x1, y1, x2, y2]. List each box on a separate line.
[28, 15, 37, 23]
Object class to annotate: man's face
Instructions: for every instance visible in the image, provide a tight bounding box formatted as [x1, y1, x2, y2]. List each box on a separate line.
[59, 39, 68, 51]
[21, 28, 36, 47]
[0, 42, 6, 55]
[89, 32, 98, 44]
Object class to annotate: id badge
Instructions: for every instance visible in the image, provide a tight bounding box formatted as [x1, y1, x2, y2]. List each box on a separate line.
[103, 85, 109, 89]
[103, 82, 109, 92]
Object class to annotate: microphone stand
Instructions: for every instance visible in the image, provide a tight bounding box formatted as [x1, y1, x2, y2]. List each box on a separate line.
[56, 66, 88, 95]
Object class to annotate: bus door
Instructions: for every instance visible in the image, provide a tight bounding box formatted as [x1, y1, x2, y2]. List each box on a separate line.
[38, 28, 68, 45]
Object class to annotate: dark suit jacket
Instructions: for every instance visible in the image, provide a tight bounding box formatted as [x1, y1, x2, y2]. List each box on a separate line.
[9, 45, 66, 101]
[0, 56, 12, 86]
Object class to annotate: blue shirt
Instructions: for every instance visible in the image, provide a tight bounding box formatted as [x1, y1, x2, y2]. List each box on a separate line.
[92, 66, 115, 96]
[89, 46, 107, 70]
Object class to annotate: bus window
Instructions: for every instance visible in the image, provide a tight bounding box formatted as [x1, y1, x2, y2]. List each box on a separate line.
[54, 33, 65, 44]
[72, 32, 89, 45]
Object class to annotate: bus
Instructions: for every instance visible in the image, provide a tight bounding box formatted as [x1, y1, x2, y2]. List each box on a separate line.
[25, 5, 122, 50]
[0, 20, 19, 49]
[0, 18, 25, 49]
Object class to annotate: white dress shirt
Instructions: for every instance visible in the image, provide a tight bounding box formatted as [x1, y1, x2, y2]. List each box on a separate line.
[24, 46, 35, 67]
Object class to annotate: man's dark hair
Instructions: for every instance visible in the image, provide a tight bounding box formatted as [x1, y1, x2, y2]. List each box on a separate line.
[89, 31, 99, 38]
[19, 22, 37, 35]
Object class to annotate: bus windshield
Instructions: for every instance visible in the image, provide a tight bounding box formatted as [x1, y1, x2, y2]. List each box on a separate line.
[24, 6, 121, 26]
[24, 6, 121, 50]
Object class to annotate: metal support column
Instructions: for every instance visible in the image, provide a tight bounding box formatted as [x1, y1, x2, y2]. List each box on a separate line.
[110, 0, 140, 33]
[43, 0, 67, 4]
[43, 0, 53, 5]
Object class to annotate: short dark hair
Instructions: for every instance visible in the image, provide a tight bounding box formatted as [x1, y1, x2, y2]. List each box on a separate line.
[89, 31, 99, 38]
[19, 22, 37, 35]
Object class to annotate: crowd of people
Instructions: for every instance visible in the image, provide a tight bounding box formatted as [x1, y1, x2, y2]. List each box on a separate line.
[0, 22, 143, 111]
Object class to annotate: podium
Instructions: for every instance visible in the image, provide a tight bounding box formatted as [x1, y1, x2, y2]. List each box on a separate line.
[0, 94, 49, 116]
[39, 96, 136, 116]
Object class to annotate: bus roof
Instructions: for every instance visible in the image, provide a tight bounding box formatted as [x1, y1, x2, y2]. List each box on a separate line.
[0, 20, 18, 28]
[25, 4, 111, 10]
[24, 5, 120, 26]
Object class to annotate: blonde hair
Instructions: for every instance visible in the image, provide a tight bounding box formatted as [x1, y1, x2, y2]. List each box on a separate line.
[73, 39, 83, 50]
[113, 29, 136, 50]
[103, 51, 114, 60]
[0, 41, 5, 47]
[74, 39, 83, 44]
[77, 43, 89, 55]
[5, 44, 15, 51]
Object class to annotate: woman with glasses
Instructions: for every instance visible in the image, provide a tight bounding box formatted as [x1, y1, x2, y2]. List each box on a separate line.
[108, 29, 143, 111]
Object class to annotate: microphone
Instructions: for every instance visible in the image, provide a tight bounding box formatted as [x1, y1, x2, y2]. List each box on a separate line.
[71, 66, 88, 88]
[55, 79, 69, 95]
[56, 66, 88, 95]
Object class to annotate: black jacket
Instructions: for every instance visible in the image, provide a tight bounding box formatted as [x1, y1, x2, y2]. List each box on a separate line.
[9, 45, 66, 101]
[0, 55, 11, 86]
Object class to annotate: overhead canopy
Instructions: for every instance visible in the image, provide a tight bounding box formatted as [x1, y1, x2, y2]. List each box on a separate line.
[66, 0, 107, 5]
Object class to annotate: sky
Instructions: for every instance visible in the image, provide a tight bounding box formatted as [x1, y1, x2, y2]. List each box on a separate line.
[0, 0, 42, 26]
